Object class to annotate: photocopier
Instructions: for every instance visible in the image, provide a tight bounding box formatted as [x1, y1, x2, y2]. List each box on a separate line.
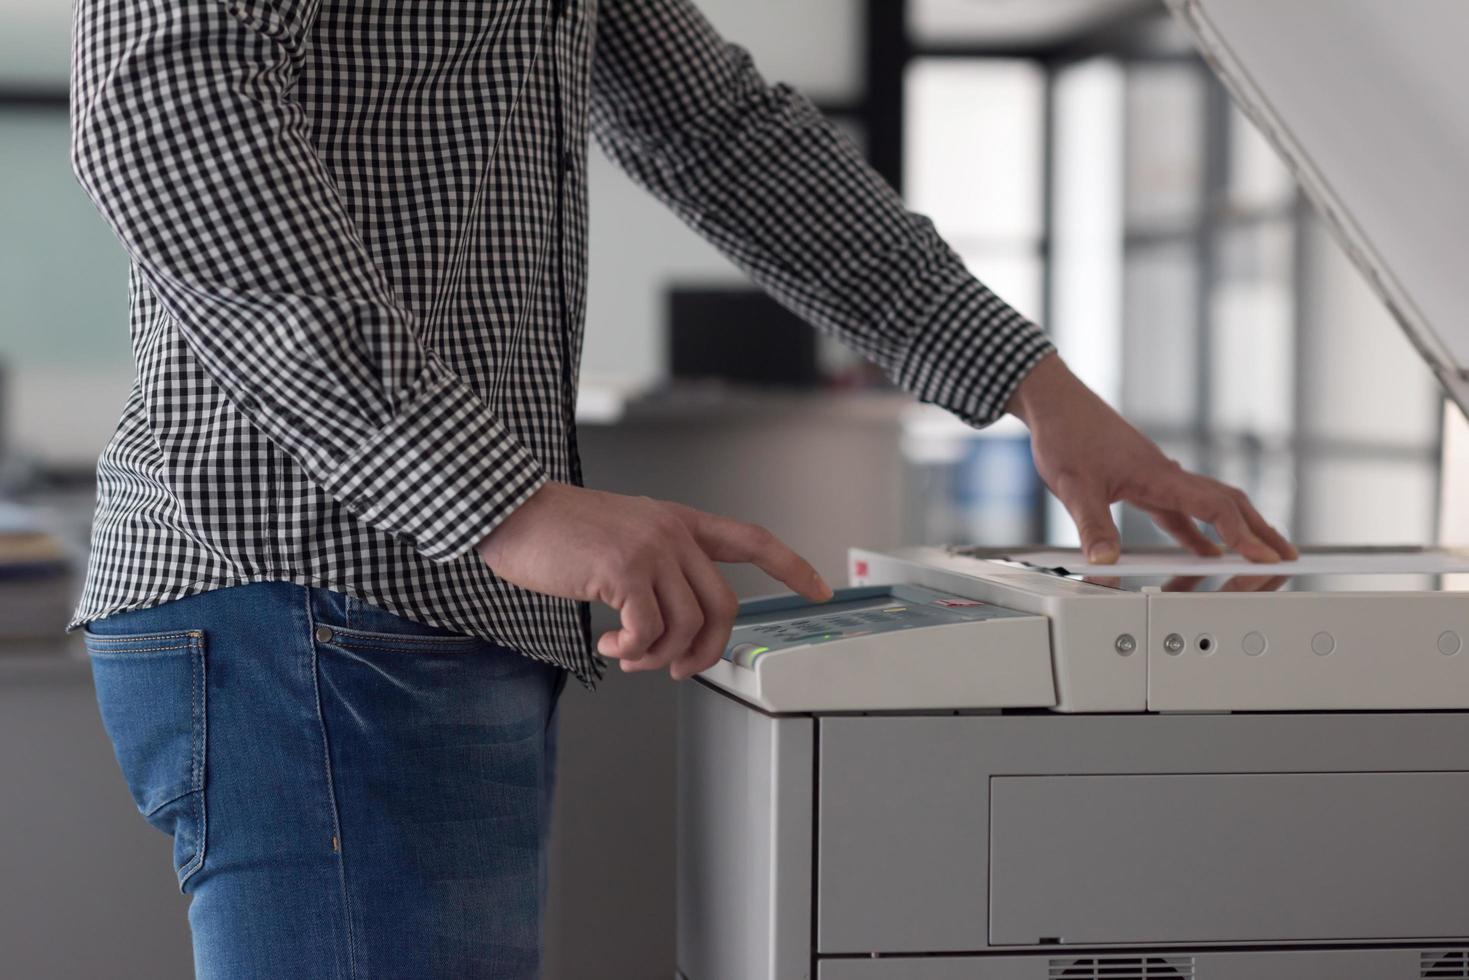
[676, 2, 1469, 978]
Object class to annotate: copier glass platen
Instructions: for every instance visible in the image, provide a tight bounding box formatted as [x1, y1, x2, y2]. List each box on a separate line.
[679, 547, 1469, 980]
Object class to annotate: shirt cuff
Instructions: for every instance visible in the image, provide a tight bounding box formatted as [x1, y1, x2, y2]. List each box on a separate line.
[895, 276, 1056, 428]
[319, 358, 549, 563]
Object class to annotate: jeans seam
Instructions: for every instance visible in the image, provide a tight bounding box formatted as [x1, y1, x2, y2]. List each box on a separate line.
[305, 589, 360, 980]
[331, 637, 480, 653]
[141, 786, 198, 818]
[177, 632, 207, 888]
[87, 644, 195, 656]
[538, 666, 566, 959]
[83, 627, 198, 647]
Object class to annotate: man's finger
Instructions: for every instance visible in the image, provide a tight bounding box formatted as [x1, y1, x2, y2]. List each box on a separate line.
[1182, 485, 1280, 563]
[1145, 508, 1221, 557]
[600, 587, 663, 660]
[670, 553, 739, 681]
[668, 505, 832, 601]
[623, 568, 703, 674]
[1057, 482, 1121, 564]
[1133, 477, 1280, 563]
[1227, 488, 1298, 560]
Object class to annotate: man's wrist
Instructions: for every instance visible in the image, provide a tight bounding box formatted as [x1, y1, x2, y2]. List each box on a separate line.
[476, 481, 550, 558]
[1004, 350, 1068, 426]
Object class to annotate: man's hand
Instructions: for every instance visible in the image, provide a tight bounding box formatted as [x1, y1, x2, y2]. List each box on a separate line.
[1007, 353, 1297, 565]
[477, 483, 832, 679]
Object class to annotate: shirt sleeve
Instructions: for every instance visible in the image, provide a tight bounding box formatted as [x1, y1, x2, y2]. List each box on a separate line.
[69, 0, 546, 562]
[590, 0, 1056, 427]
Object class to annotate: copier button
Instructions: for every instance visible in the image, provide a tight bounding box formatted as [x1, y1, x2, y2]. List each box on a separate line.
[1242, 631, 1268, 657]
[1311, 631, 1336, 656]
[726, 642, 770, 668]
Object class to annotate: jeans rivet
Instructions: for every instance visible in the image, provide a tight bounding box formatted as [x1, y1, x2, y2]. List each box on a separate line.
[314, 626, 334, 643]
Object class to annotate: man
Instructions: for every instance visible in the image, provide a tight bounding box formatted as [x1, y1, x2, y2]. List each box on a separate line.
[69, 0, 1295, 976]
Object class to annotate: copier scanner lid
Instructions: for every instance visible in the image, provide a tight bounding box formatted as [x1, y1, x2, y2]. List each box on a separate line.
[1168, 0, 1469, 417]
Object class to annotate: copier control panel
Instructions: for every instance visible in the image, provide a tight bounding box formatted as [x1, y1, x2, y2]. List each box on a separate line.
[698, 584, 1054, 714]
[722, 584, 1032, 668]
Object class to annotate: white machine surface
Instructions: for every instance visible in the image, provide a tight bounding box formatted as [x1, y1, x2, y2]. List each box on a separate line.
[678, 1, 1469, 976]
[707, 547, 1469, 715]
[849, 546, 1469, 713]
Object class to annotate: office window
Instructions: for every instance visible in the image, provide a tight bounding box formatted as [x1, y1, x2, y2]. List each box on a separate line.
[1049, 57, 1124, 405]
[1123, 64, 1205, 233]
[904, 58, 1046, 321]
[1209, 220, 1295, 439]
[899, 56, 1048, 548]
[890, 2, 1445, 548]
[1119, 241, 1200, 429]
[1106, 54, 1439, 545]
[1226, 105, 1294, 213]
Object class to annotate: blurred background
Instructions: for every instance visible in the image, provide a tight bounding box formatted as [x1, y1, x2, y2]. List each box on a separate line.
[0, 0, 1454, 977]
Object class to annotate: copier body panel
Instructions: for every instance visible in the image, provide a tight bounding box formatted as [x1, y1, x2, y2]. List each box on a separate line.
[678, 684, 1469, 980]
[679, 548, 1469, 979]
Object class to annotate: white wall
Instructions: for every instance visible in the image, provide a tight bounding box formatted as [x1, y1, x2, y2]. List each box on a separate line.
[0, 112, 133, 464]
[0, 1, 70, 86]
[581, 0, 864, 386]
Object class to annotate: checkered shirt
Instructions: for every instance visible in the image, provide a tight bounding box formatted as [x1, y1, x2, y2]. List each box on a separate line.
[68, 0, 1054, 683]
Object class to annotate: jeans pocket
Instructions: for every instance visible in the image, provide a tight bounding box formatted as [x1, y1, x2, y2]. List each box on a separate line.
[336, 593, 485, 651]
[85, 628, 208, 890]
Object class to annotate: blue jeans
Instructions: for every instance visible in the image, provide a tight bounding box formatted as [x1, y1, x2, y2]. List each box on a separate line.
[85, 581, 566, 979]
